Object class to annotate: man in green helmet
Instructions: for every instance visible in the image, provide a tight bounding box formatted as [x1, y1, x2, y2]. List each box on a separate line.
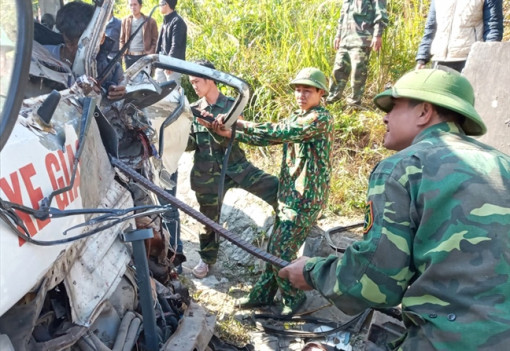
[279, 68, 510, 349]
[211, 67, 334, 315]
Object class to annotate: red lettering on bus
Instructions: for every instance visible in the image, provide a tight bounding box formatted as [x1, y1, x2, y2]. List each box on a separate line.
[0, 171, 38, 240]
[45, 153, 69, 210]
[19, 164, 50, 232]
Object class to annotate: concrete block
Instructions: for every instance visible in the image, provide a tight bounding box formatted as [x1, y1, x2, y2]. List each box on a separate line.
[463, 42, 510, 154]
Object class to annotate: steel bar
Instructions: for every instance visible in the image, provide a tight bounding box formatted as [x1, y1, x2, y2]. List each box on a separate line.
[111, 157, 289, 268]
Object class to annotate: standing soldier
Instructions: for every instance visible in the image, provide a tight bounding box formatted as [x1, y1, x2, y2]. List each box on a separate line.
[119, 0, 158, 69]
[212, 68, 334, 315]
[326, 0, 388, 106]
[188, 60, 279, 279]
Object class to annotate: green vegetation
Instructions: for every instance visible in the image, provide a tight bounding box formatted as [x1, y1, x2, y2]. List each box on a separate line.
[114, 0, 510, 217]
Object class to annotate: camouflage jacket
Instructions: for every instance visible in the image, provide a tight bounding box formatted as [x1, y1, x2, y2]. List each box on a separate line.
[187, 94, 252, 192]
[235, 106, 333, 212]
[303, 122, 510, 350]
[335, 0, 388, 47]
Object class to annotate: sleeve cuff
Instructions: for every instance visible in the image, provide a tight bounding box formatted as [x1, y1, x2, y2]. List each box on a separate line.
[303, 258, 319, 288]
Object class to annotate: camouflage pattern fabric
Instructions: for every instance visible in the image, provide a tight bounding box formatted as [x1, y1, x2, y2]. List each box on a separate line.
[335, 0, 388, 47]
[327, 0, 388, 104]
[188, 93, 279, 265]
[303, 122, 510, 350]
[328, 46, 371, 105]
[236, 105, 333, 308]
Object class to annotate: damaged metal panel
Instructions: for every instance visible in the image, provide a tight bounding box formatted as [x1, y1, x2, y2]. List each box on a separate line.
[64, 181, 133, 326]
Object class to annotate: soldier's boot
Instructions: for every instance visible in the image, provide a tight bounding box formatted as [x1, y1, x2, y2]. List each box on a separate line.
[236, 268, 278, 309]
[280, 292, 306, 316]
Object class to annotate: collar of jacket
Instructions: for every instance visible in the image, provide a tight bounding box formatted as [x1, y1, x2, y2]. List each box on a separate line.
[412, 121, 466, 145]
[197, 93, 229, 110]
[295, 105, 326, 115]
[163, 11, 179, 24]
[129, 13, 147, 22]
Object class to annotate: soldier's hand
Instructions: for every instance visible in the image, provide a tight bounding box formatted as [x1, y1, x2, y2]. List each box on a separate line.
[334, 37, 341, 51]
[211, 117, 233, 138]
[196, 110, 215, 128]
[107, 84, 126, 100]
[278, 256, 313, 291]
[371, 36, 382, 52]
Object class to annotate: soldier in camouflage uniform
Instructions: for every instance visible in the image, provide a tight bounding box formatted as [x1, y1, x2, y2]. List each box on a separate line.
[212, 68, 334, 315]
[326, 0, 388, 106]
[187, 60, 279, 279]
[280, 69, 510, 349]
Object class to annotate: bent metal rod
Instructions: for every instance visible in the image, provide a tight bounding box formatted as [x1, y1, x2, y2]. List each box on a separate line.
[111, 157, 289, 269]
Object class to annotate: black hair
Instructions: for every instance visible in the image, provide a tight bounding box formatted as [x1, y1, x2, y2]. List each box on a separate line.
[166, 0, 177, 10]
[407, 98, 466, 125]
[55, 2, 95, 42]
[193, 59, 216, 70]
[434, 105, 466, 125]
[137, 0, 143, 5]
[192, 59, 217, 85]
[41, 13, 55, 29]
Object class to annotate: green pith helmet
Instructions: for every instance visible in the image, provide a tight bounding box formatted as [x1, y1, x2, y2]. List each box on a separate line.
[373, 69, 486, 136]
[290, 67, 329, 93]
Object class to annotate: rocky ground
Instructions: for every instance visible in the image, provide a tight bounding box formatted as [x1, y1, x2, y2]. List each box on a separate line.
[173, 153, 388, 351]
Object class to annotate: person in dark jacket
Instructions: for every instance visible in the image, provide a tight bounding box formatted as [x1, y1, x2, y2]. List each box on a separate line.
[41, 13, 55, 30]
[415, 0, 503, 72]
[105, 10, 121, 60]
[155, 0, 187, 85]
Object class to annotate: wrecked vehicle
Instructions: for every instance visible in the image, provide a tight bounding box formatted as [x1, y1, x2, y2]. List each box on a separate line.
[0, 1, 248, 350]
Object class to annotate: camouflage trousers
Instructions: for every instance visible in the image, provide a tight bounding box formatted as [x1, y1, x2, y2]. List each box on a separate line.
[246, 205, 321, 309]
[327, 46, 371, 105]
[195, 167, 278, 265]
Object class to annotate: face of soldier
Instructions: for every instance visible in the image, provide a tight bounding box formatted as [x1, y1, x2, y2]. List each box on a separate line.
[383, 98, 423, 151]
[189, 76, 214, 99]
[129, 0, 141, 17]
[294, 85, 324, 112]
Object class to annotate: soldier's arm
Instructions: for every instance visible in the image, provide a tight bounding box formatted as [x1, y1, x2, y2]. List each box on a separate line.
[334, 1, 346, 40]
[373, 0, 389, 38]
[185, 133, 197, 152]
[301, 163, 415, 315]
[242, 110, 332, 144]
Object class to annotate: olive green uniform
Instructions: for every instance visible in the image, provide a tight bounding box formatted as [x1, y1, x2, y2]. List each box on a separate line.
[327, 0, 388, 105]
[303, 122, 510, 350]
[237, 105, 333, 309]
[187, 94, 278, 264]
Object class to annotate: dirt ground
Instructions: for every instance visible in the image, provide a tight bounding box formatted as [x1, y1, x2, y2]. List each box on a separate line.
[173, 153, 375, 351]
